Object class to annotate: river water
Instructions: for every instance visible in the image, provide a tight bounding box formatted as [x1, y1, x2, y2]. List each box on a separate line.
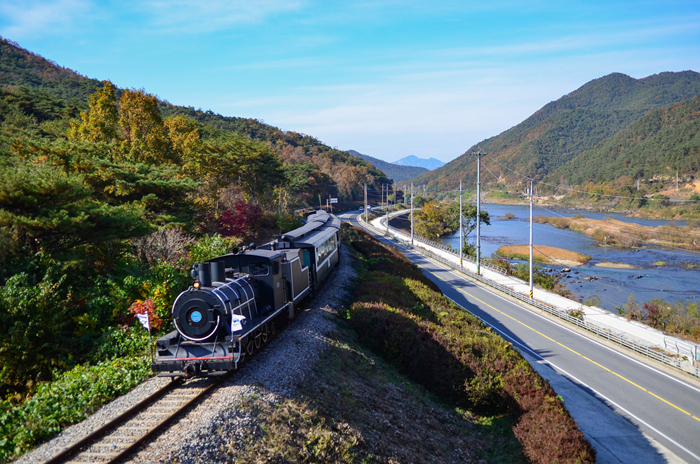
[436, 203, 700, 312]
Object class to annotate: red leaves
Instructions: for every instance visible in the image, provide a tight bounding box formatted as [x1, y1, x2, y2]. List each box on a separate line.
[215, 201, 262, 238]
[127, 299, 163, 332]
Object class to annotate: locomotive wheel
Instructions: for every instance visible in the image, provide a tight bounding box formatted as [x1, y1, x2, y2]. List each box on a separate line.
[254, 331, 262, 349]
[261, 324, 269, 343]
[245, 338, 254, 356]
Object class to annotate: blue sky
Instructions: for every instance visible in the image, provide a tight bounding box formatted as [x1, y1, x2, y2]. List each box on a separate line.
[2, 1, 699, 163]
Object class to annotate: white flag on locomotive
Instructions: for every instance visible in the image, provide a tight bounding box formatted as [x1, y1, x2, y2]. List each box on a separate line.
[137, 313, 150, 332]
[231, 314, 246, 332]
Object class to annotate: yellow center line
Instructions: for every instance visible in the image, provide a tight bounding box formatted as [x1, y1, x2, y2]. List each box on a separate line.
[429, 268, 700, 423]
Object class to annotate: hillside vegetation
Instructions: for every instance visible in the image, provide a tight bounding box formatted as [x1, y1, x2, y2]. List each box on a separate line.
[344, 224, 595, 464]
[0, 37, 390, 203]
[547, 96, 700, 185]
[407, 71, 700, 197]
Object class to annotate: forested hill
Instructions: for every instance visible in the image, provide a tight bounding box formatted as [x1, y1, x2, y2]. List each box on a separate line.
[405, 71, 700, 191]
[546, 95, 700, 185]
[0, 37, 390, 200]
[348, 150, 429, 183]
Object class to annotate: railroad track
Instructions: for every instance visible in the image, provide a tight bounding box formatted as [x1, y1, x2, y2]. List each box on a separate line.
[43, 376, 226, 464]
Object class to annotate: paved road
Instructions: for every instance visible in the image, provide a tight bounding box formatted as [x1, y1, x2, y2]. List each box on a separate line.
[340, 211, 700, 463]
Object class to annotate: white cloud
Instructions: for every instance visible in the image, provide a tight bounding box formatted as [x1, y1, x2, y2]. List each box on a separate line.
[0, 0, 91, 39]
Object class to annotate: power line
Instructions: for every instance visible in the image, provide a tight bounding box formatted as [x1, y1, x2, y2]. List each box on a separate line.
[483, 156, 700, 203]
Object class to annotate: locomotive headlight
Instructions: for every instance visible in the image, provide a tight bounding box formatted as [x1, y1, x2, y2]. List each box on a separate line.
[193, 281, 200, 289]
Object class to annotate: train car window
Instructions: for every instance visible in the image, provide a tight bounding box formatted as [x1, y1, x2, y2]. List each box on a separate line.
[316, 234, 337, 264]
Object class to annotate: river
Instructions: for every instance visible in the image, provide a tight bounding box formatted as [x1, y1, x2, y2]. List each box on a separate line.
[436, 203, 700, 312]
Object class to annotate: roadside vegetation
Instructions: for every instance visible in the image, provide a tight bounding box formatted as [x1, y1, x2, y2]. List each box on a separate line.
[615, 295, 700, 344]
[342, 224, 596, 464]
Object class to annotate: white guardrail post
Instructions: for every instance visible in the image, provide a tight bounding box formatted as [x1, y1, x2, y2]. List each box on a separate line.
[357, 212, 700, 379]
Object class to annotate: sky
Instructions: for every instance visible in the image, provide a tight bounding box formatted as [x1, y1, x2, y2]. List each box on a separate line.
[1, 1, 699, 163]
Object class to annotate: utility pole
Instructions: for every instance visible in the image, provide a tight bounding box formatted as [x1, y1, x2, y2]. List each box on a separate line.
[470, 149, 487, 275]
[529, 180, 534, 299]
[385, 187, 389, 234]
[459, 179, 463, 268]
[364, 183, 368, 222]
[411, 182, 414, 246]
[637, 179, 640, 191]
[677, 170, 679, 191]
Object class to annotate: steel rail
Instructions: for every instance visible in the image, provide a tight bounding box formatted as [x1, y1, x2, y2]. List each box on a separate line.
[43, 376, 226, 464]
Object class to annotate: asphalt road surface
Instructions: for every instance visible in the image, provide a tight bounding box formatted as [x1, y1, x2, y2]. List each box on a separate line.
[340, 211, 700, 464]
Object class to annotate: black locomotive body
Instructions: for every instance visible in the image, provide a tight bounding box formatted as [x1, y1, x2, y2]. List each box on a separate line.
[153, 210, 340, 378]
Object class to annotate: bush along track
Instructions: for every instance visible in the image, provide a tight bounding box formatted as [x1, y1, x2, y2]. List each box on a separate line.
[343, 224, 596, 464]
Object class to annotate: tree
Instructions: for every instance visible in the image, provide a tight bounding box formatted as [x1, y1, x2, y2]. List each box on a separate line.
[283, 162, 336, 205]
[118, 89, 173, 164]
[68, 80, 119, 144]
[413, 201, 447, 238]
[0, 158, 152, 254]
[445, 201, 491, 237]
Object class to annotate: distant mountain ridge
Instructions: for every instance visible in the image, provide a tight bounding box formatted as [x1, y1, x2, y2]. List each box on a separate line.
[393, 155, 445, 170]
[348, 150, 428, 183]
[405, 71, 700, 191]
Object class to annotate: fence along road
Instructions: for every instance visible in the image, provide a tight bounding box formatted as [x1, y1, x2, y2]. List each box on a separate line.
[343, 211, 700, 464]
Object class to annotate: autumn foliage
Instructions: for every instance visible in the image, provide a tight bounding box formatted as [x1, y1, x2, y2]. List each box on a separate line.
[215, 201, 262, 239]
[344, 224, 596, 464]
[127, 299, 162, 332]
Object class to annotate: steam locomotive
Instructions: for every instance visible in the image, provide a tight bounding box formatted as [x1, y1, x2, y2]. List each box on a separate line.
[153, 210, 341, 378]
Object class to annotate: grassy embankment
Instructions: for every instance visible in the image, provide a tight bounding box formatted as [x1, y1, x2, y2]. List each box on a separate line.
[535, 215, 700, 251]
[496, 245, 591, 267]
[227, 225, 596, 463]
[342, 224, 595, 464]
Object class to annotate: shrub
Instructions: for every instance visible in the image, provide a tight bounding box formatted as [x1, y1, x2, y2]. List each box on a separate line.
[0, 356, 151, 461]
[215, 200, 262, 239]
[186, 234, 241, 264]
[344, 224, 595, 464]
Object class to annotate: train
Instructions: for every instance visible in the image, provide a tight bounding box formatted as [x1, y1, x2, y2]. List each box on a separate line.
[152, 210, 341, 378]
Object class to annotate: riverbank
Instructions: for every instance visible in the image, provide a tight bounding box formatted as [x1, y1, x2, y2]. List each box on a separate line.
[497, 244, 591, 267]
[534, 215, 700, 250]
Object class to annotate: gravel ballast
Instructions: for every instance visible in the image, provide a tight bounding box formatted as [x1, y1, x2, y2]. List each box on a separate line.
[17, 245, 355, 464]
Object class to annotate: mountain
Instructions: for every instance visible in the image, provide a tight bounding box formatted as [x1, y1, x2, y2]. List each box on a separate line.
[348, 150, 428, 183]
[393, 155, 445, 170]
[0, 37, 390, 201]
[547, 95, 700, 185]
[406, 71, 700, 191]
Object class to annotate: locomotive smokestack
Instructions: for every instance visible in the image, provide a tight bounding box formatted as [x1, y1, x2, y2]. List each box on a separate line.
[197, 263, 212, 287]
[211, 261, 226, 284]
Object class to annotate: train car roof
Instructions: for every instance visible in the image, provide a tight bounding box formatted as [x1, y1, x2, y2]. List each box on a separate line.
[291, 224, 338, 248]
[280, 210, 339, 242]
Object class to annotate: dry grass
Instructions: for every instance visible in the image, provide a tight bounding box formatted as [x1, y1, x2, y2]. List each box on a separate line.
[497, 245, 591, 266]
[227, 330, 496, 464]
[536, 215, 700, 250]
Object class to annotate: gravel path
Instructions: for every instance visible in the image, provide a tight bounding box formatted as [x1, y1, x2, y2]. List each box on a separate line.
[17, 245, 354, 464]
